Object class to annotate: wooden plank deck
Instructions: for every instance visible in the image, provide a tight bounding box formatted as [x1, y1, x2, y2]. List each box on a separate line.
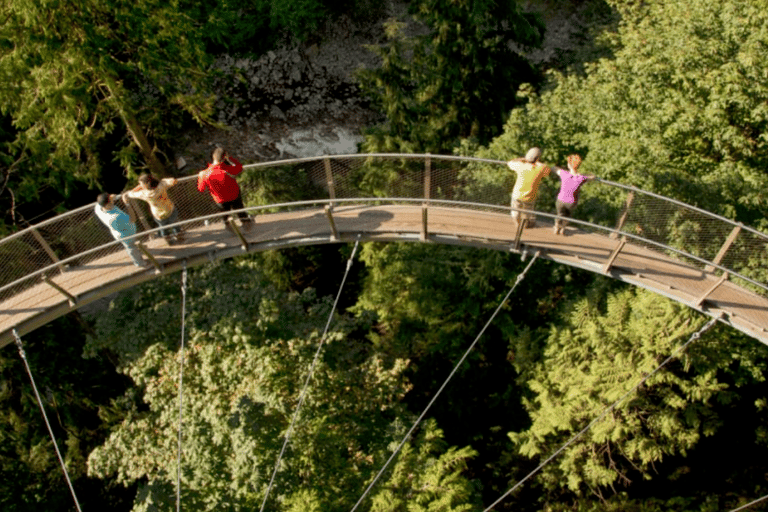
[1, 205, 766, 347]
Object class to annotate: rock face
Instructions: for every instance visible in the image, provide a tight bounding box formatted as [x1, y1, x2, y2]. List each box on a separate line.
[176, 45, 380, 169]
[209, 47, 374, 130]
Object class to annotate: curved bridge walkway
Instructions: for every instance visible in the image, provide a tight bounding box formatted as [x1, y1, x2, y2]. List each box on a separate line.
[1, 154, 767, 347]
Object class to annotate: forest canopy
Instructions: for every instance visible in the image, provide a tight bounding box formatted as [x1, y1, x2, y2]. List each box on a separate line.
[2, 0, 768, 511]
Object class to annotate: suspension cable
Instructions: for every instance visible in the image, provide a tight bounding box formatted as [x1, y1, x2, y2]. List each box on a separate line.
[728, 493, 768, 512]
[349, 251, 541, 512]
[176, 263, 188, 512]
[259, 239, 361, 512]
[12, 329, 83, 512]
[483, 313, 722, 512]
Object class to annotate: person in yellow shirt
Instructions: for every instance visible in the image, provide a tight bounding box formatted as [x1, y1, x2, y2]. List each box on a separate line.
[507, 147, 551, 228]
[124, 173, 185, 245]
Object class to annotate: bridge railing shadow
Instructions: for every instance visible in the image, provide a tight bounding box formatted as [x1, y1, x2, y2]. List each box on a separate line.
[0, 154, 766, 305]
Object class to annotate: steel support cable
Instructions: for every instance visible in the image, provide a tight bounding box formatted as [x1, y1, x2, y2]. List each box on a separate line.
[259, 239, 361, 512]
[176, 263, 188, 512]
[349, 251, 541, 512]
[483, 313, 722, 512]
[729, 494, 768, 512]
[12, 329, 83, 512]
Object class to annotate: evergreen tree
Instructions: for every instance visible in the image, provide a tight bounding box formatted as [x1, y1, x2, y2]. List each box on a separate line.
[476, 0, 768, 228]
[508, 287, 768, 507]
[0, 0, 215, 228]
[358, 0, 544, 153]
[368, 419, 480, 512]
[350, 241, 597, 504]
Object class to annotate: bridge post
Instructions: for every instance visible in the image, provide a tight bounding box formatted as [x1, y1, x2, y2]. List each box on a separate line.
[325, 205, 339, 241]
[706, 224, 742, 273]
[136, 242, 162, 271]
[324, 158, 336, 207]
[227, 221, 249, 251]
[41, 275, 76, 306]
[513, 216, 526, 251]
[695, 272, 729, 308]
[422, 154, 431, 241]
[603, 236, 627, 274]
[611, 191, 635, 238]
[29, 228, 65, 274]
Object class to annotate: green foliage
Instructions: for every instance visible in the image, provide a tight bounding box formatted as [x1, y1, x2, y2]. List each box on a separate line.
[350, 156, 424, 198]
[86, 258, 417, 510]
[351, 242, 589, 360]
[86, 258, 332, 366]
[178, 0, 272, 54]
[368, 419, 480, 512]
[358, 0, 544, 153]
[0, 0, 216, 229]
[327, 0, 388, 26]
[350, 242, 604, 505]
[238, 163, 327, 207]
[480, 0, 768, 229]
[0, 315, 133, 511]
[509, 287, 768, 504]
[179, 0, 382, 55]
[0, 237, 39, 282]
[269, 0, 328, 37]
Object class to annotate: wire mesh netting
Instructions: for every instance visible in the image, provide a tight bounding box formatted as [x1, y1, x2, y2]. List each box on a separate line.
[0, 154, 766, 306]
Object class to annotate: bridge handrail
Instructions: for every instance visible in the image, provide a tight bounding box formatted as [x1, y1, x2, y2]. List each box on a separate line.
[0, 154, 766, 305]
[2, 196, 764, 299]
[239, 153, 768, 246]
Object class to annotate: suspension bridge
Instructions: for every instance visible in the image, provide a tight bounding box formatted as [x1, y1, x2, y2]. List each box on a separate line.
[1, 154, 766, 347]
[3, 153, 768, 511]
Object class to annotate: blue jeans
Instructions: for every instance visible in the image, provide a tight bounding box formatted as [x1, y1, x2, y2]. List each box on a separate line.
[155, 208, 180, 238]
[120, 238, 145, 267]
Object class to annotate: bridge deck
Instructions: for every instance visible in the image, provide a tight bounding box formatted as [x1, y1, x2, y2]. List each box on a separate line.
[1, 205, 766, 347]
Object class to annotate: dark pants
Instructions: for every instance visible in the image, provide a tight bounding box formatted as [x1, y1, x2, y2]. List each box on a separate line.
[555, 200, 575, 229]
[216, 195, 252, 224]
[155, 208, 181, 238]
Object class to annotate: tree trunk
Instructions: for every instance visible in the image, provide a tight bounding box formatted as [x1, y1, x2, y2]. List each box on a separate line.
[103, 75, 167, 177]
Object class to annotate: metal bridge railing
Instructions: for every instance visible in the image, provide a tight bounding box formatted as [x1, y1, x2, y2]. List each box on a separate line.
[0, 154, 766, 305]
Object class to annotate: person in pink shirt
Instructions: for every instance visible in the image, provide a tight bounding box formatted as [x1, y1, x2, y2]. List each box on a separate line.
[554, 154, 597, 235]
[197, 148, 253, 230]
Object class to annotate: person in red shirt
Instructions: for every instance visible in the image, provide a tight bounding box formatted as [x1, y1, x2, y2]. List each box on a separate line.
[197, 148, 253, 230]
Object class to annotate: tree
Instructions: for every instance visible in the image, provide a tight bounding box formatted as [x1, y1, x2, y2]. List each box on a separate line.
[349, 241, 600, 505]
[358, 0, 544, 153]
[368, 419, 480, 512]
[508, 287, 768, 507]
[0, 0, 216, 229]
[0, 314, 134, 511]
[476, 0, 768, 229]
[86, 258, 414, 510]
